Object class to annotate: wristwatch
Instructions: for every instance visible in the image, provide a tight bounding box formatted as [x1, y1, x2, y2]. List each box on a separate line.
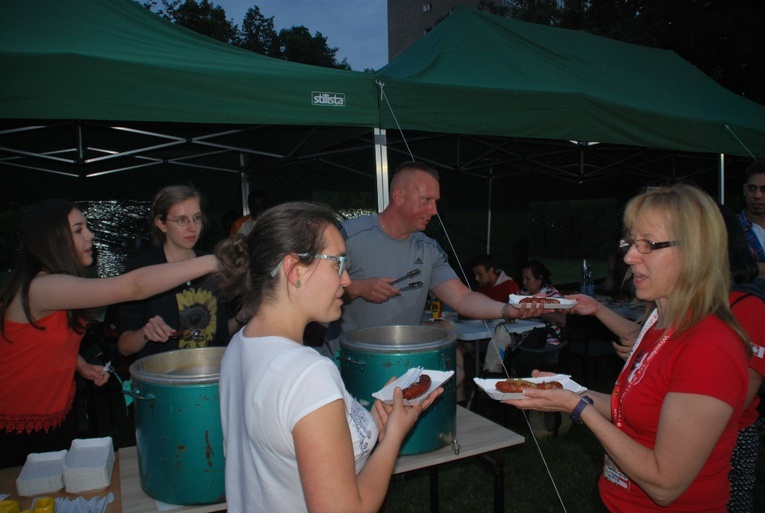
[501, 303, 512, 322]
[569, 395, 594, 424]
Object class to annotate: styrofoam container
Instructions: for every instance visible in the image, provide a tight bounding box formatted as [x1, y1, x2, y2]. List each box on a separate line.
[63, 437, 115, 493]
[15, 450, 67, 496]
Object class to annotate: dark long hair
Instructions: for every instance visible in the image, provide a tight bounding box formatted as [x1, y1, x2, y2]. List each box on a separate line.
[522, 260, 553, 288]
[214, 201, 339, 317]
[0, 199, 89, 339]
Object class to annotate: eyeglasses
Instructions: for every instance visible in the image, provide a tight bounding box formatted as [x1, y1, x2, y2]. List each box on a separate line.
[270, 253, 348, 277]
[164, 214, 206, 227]
[619, 238, 679, 254]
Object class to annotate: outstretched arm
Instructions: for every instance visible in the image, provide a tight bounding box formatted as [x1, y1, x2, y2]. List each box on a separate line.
[433, 279, 548, 320]
[27, 255, 218, 319]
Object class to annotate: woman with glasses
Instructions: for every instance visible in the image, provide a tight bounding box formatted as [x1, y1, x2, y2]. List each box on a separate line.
[0, 199, 219, 467]
[115, 184, 236, 361]
[505, 183, 751, 512]
[215, 201, 443, 513]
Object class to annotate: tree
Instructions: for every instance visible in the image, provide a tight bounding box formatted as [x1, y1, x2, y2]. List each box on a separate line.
[509, 0, 765, 104]
[238, 6, 281, 57]
[141, 1, 353, 70]
[144, 0, 238, 45]
[279, 26, 350, 70]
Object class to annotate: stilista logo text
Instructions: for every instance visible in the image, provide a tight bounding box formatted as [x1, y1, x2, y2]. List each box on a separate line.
[312, 92, 346, 107]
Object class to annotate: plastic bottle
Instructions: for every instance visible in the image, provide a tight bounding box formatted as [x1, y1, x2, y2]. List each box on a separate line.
[586, 264, 595, 296]
[580, 259, 589, 294]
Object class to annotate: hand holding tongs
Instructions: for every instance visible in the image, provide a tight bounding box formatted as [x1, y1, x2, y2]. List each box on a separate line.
[390, 269, 421, 286]
[399, 281, 423, 292]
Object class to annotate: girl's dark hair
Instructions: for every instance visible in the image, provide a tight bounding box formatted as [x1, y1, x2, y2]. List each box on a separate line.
[214, 201, 339, 316]
[0, 199, 89, 339]
[150, 184, 205, 246]
[522, 260, 553, 288]
[718, 203, 759, 285]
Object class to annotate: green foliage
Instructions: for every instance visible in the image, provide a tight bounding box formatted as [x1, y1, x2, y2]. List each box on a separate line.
[142, 0, 352, 70]
[149, 0, 238, 44]
[239, 6, 280, 57]
[510, 0, 765, 104]
[278, 26, 350, 70]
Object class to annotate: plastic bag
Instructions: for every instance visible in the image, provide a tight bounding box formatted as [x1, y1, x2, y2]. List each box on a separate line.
[482, 323, 519, 373]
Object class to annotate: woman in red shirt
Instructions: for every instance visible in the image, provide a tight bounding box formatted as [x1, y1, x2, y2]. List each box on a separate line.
[0, 199, 218, 468]
[505, 183, 751, 512]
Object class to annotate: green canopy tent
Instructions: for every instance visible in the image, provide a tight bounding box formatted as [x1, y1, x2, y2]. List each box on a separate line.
[3, 2, 764, 276]
[375, 6, 765, 157]
[371, 7, 765, 266]
[0, 0, 382, 208]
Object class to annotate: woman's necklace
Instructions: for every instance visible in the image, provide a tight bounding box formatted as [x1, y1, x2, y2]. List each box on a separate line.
[611, 308, 673, 428]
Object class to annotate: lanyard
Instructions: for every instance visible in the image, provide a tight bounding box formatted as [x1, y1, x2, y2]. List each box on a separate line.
[611, 309, 673, 428]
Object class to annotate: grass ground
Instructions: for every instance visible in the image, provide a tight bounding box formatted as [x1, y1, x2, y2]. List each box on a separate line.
[385, 351, 765, 513]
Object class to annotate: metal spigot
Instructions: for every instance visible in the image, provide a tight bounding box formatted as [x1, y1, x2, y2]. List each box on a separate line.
[439, 432, 460, 454]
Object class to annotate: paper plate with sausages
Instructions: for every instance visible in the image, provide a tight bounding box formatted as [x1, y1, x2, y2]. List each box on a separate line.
[473, 374, 586, 401]
[372, 368, 454, 406]
[508, 295, 577, 310]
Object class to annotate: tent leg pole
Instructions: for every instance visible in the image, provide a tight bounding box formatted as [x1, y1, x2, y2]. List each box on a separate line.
[718, 153, 725, 204]
[375, 128, 390, 212]
[486, 171, 493, 254]
[239, 154, 250, 215]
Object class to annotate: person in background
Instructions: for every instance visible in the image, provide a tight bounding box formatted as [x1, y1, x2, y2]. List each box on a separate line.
[230, 189, 267, 237]
[324, 161, 546, 401]
[115, 184, 237, 362]
[518, 260, 566, 347]
[712, 204, 763, 512]
[471, 254, 520, 301]
[506, 183, 750, 511]
[0, 199, 218, 468]
[215, 201, 443, 513]
[738, 159, 765, 278]
[221, 209, 241, 240]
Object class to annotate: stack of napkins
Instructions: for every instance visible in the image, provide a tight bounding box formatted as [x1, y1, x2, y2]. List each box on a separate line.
[62, 437, 115, 493]
[16, 450, 67, 496]
[52, 493, 114, 513]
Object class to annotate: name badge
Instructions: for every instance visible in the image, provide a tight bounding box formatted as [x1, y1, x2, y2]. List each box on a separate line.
[603, 454, 630, 490]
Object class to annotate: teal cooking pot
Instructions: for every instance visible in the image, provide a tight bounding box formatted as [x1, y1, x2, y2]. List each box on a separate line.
[339, 325, 456, 455]
[126, 347, 226, 505]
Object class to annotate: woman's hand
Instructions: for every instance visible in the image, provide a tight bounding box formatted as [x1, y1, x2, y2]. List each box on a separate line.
[613, 336, 635, 361]
[565, 293, 600, 316]
[501, 387, 580, 413]
[141, 315, 175, 342]
[76, 357, 110, 387]
[372, 381, 443, 444]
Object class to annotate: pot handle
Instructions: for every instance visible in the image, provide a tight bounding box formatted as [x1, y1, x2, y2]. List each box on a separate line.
[122, 383, 155, 402]
[337, 355, 367, 368]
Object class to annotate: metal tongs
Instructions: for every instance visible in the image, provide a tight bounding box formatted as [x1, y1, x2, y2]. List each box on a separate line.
[399, 281, 423, 292]
[391, 268, 421, 286]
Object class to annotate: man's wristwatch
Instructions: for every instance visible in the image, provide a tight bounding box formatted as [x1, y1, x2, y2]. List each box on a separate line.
[501, 303, 512, 322]
[569, 395, 594, 424]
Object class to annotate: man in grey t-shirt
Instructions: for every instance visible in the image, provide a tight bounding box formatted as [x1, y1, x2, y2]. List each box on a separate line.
[325, 161, 544, 398]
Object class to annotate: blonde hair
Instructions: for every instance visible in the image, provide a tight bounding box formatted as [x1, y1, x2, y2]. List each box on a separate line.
[623, 183, 750, 352]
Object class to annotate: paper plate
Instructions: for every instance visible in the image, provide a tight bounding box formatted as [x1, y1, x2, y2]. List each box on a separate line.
[473, 374, 586, 401]
[508, 295, 577, 309]
[373, 368, 454, 406]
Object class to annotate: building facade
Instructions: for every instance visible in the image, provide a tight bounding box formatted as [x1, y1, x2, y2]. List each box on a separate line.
[387, 0, 510, 62]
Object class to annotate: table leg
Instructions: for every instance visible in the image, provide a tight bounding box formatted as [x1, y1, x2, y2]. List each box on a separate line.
[494, 452, 505, 513]
[477, 450, 506, 513]
[429, 466, 439, 513]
